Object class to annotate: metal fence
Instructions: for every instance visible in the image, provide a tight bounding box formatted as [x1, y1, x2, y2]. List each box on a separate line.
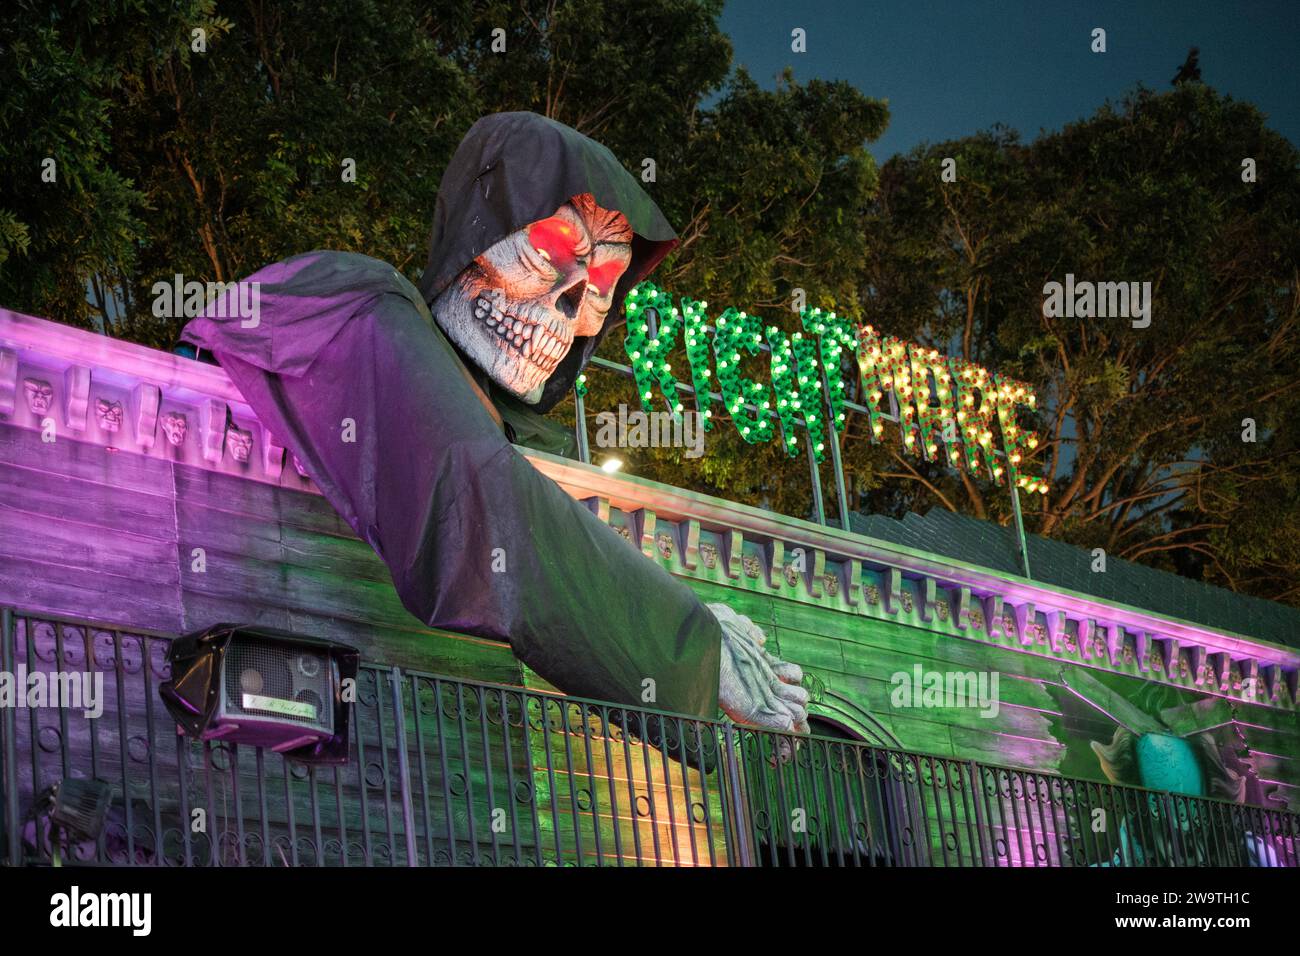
[2, 607, 1297, 867]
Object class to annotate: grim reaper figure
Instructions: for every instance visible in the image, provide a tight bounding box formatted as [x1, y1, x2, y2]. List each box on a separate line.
[182, 112, 808, 736]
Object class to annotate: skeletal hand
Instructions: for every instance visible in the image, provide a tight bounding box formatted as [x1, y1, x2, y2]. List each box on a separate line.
[709, 603, 809, 735]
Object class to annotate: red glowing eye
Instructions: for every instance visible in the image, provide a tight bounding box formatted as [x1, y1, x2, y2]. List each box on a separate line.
[528, 217, 581, 270]
[585, 260, 625, 298]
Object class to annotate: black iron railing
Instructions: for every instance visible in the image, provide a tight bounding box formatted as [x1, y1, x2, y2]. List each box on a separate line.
[2, 608, 1296, 867]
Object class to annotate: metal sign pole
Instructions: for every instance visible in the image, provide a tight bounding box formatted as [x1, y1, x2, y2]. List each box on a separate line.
[820, 362, 852, 531]
[805, 432, 827, 526]
[1009, 483, 1032, 579]
[574, 388, 591, 464]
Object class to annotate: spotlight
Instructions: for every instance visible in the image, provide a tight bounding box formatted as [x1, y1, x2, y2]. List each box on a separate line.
[28, 777, 112, 866]
[160, 624, 358, 765]
[600, 457, 623, 473]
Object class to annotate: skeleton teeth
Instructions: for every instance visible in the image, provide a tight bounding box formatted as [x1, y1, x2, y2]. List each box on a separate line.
[473, 298, 576, 372]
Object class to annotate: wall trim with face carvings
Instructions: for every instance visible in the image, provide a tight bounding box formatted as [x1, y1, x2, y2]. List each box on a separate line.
[2, 306, 1296, 711]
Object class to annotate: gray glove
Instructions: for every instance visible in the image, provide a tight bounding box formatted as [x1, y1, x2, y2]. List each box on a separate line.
[709, 603, 810, 734]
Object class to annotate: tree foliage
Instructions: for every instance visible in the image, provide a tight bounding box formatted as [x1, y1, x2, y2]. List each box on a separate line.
[861, 86, 1300, 603]
[2, 3, 1297, 606]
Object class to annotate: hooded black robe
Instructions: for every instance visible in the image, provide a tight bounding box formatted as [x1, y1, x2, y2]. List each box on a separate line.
[181, 112, 723, 720]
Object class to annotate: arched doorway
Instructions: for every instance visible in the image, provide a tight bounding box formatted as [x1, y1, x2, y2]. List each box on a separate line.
[746, 717, 930, 867]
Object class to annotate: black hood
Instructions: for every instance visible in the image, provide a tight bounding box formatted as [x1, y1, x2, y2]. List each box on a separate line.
[417, 111, 678, 412]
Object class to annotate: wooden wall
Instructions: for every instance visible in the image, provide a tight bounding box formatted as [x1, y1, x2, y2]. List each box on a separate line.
[0, 423, 726, 866]
[0, 421, 520, 684]
[3, 420, 1297, 870]
[675, 578, 1300, 815]
[4, 415, 1296, 803]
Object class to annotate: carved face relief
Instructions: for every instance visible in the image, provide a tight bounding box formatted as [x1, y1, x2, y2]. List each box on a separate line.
[431, 193, 633, 403]
[161, 412, 188, 446]
[95, 399, 123, 432]
[24, 379, 53, 414]
[226, 425, 253, 463]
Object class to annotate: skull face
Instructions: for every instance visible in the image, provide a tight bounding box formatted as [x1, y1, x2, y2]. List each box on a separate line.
[96, 399, 123, 432]
[24, 379, 53, 414]
[225, 425, 253, 463]
[161, 412, 187, 446]
[431, 193, 633, 403]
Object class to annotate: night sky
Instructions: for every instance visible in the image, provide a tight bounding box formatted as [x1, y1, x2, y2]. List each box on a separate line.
[718, 0, 1300, 159]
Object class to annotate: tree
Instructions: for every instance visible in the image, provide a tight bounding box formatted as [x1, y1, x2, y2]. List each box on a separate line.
[576, 68, 889, 517]
[860, 85, 1300, 604]
[0, 1, 214, 330]
[4, 5, 1297, 607]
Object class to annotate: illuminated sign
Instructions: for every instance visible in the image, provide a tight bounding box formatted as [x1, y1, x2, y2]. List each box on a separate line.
[612, 281, 1047, 495]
